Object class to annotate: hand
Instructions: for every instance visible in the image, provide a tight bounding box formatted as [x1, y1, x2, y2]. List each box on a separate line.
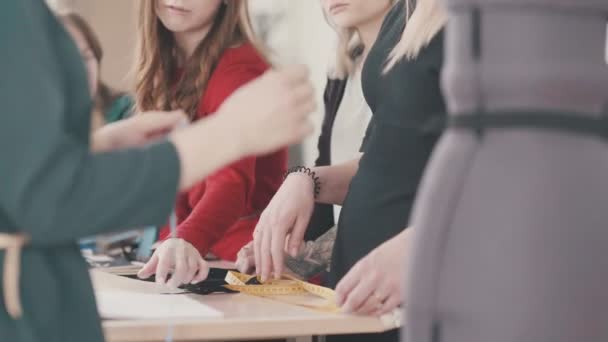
[92, 110, 187, 153]
[253, 173, 315, 282]
[217, 65, 316, 156]
[137, 238, 209, 288]
[335, 230, 409, 316]
[235, 241, 255, 274]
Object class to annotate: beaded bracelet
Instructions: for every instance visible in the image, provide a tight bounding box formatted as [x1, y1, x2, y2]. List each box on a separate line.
[284, 166, 321, 199]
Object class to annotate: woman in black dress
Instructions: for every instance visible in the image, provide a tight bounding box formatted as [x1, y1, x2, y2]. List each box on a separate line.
[252, 0, 446, 341]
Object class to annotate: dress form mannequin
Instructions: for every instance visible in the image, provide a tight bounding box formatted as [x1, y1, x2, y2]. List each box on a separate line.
[405, 1, 608, 341]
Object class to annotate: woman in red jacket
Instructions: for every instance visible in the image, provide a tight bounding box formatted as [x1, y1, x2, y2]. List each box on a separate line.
[136, 0, 287, 287]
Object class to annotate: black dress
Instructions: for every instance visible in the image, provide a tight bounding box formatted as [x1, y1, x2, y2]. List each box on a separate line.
[328, 1, 445, 340]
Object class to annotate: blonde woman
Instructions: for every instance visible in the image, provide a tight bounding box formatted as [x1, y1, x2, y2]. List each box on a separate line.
[252, 0, 446, 340]
[236, 0, 394, 280]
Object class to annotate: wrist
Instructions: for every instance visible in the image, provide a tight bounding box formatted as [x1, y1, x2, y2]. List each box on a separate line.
[91, 128, 114, 153]
[285, 166, 321, 199]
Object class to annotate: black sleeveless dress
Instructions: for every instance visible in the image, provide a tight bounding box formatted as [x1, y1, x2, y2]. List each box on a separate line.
[328, 1, 446, 341]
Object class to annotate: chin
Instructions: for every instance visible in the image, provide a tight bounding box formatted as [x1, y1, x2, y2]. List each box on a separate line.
[331, 15, 359, 29]
[158, 18, 191, 33]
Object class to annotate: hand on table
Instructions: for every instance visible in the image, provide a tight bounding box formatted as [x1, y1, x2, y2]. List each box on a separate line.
[336, 231, 409, 316]
[252, 173, 315, 282]
[137, 238, 209, 288]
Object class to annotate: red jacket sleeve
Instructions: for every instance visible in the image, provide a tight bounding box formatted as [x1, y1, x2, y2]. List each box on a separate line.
[175, 61, 267, 256]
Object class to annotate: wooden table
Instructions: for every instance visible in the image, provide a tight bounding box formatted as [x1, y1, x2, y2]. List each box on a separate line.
[92, 264, 401, 342]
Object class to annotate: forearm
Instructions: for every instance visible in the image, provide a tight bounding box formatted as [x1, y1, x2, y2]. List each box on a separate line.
[170, 115, 243, 191]
[312, 156, 361, 205]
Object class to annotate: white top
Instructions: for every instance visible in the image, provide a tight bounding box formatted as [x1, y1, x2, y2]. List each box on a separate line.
[330, 68, 373, 223]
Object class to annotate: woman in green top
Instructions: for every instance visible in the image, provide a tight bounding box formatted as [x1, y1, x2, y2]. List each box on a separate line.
[0, 1, 315, 341]
[60, 12, 134, 128]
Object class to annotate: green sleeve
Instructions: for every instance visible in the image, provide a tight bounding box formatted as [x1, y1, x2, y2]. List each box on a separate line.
[0, 2, 180, 245]
[105, 95, 134, 123]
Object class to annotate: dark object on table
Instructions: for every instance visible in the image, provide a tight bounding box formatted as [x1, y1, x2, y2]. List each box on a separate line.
[122, 268, 240, 295]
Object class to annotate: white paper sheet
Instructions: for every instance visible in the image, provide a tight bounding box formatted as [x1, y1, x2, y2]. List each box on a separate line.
[96, 290, 224, 320]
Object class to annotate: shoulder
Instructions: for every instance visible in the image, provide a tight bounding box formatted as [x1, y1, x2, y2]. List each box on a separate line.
[213, 43, 270, 76]
[418, 29, 445, 72]
[199, 43, 270, 115]
[380, 0, 406, 35]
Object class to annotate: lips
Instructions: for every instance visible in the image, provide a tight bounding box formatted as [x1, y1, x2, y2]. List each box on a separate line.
[165, 5, 190, 14]
[329, 3, 348, 15]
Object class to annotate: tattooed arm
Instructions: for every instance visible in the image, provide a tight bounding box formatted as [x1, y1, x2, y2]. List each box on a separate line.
[236, 226, 338, 279]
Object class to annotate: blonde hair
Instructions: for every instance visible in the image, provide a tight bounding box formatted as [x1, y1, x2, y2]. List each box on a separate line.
[331, 26, 362, 79]
[133, 0, 268, 119]
[385, 0, 447, 71]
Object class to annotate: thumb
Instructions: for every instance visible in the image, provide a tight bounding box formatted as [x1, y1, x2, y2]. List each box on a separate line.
[137, 254, 159, 279]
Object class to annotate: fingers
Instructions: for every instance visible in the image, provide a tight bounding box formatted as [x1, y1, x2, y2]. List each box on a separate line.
[282, 118, 315, 148]
[167, 253, 187, 288]
[236, 244, 255, 274]
[356, 289, 386, 316]
[260, 223, 273, 282]
[291, 83, 316, 112]
[287, 214, 310, 257]
[341, 275, 376, 314]
[191, 258, 209, 284]
[253, 226, 263, 276]
[270, 223, 286, 280]
[137, 253, 159, 279]
[335, 263, 361, 306]
[155, 251, 172, 286]
[277, 65, 310, 86]
[184, 255, 199, 284]
[374, 295, 402, 317]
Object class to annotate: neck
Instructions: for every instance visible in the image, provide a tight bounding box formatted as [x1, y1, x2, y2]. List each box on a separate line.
[356, 10, 389, 63]
[174, 25, 212, 64]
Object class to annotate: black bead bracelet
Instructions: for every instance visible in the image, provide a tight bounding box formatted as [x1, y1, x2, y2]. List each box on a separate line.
[284, 166, 321, 199]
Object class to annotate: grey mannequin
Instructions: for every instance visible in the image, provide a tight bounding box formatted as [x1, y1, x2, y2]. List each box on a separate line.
[405, 1, 608, 342]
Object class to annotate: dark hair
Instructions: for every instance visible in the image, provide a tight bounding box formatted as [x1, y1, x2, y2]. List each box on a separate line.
[60, 13, 123, 114]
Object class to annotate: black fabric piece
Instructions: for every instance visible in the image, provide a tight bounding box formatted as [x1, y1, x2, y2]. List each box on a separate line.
[449, 111, 608, 140]
[122, 268, 239, 295]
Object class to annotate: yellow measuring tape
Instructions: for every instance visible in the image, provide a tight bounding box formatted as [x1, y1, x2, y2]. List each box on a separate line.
[224, 271, 339, 312]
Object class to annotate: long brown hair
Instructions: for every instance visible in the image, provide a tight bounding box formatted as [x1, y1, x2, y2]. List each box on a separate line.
[134, 0, 266, 119]
[60, 13, 122, 117]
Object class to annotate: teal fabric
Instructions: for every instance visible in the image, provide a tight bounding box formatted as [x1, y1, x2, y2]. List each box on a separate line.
[105, 95, 134, 123]
[0, 1, 180, 341]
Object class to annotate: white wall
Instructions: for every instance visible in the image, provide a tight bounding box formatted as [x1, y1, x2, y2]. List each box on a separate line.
[285, 1, 333, 165]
